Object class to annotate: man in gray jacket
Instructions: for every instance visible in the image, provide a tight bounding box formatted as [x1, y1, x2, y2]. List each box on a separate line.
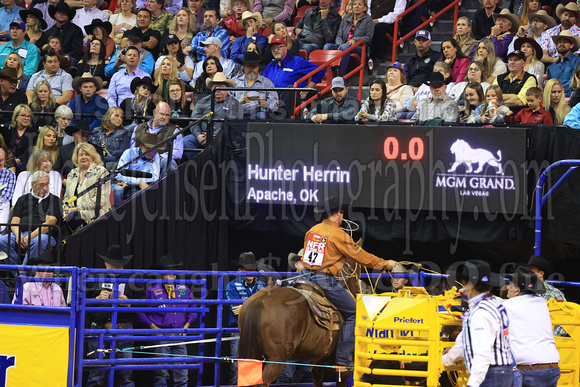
[306, 77, 360, 123]
[294, 0, 341, 55]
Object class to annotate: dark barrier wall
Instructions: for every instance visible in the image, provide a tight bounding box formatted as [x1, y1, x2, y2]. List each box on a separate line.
[64, 121, 580, 269]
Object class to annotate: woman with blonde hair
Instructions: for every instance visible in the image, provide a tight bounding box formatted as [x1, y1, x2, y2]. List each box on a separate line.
[154, 57, 179, 102]
[34, 126, 59, 166]
[9, 104, 35, 168]
[3, 53, 29, 92]
[110, 0, 138, 47]
[515, 37, 544, 86]
[20, 8, 46, 48]
[474, 39, 507, 83]
[453, 17, 477, 57]
[164, 7, 196, 53]
[63, 143, 111, 230]
[544, 79, 570, 125]
[89, 107, 130, 169]
[263, 21, 299, 64]
[30, 80, 59, 129]
[12, 149, 62, 206]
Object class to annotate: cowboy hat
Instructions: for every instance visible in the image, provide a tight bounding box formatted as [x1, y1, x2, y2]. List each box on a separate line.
[556, 2, 579, 19]
[206, 72, 235, 88]
[506, 266, 545, 294]
[19, 8, 48, 30]
[492, 9, 520, 34]
[458, 260, 504, 288]
[98, 244, 133, 266]
[243, 50, 261, 64]
[230, 251, 257, 270]
[313, 196, 348, 215]
[72, 72, 103, 93]
[287, 249, 304, 270]
[48, 2, 76, 20]
[0, 67, 22, 82]
[426, 71, 446, 86]
[239, 11, 263, 29]
[130, 76, 157, 94]
[27, 251, 57, 266]
[135, 132, 160, 149]
[528, 10, 556, 29]
[84, 19, 113, 36]
[479, 0, 504, 7]
[65, 120, 91, 136]
[152, 255, 183, 269]
[551, 30, 580, 52]
[526, 255, 554, 275]
[514, 36, 543, 61]
[123, 27, 149, 42]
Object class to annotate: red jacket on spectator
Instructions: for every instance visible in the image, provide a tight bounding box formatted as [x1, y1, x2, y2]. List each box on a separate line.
[221, 15, 246, 38]
[506, 106, 553, 125]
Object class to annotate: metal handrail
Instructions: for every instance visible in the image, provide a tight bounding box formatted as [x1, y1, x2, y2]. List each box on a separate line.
[392, 0, 461, 61]
[291, 40, 367, 118]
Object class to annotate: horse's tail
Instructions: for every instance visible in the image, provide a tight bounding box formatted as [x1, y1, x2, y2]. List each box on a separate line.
[238, 297, 264, 360]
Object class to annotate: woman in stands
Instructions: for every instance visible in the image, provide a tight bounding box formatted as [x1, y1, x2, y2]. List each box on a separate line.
[515, 37, 544, 86]
[30, 81, 59, 129]
[263, 21, 299, 64]
[461, 82, 485, 123]
[110, 0, 137, 48]
[516, 0, 540, 25]
[3, 53, 29, 92]
[474, 39, 507, 83]
[156, 35, 195, 82]
[193, 56, 223, 97]
[20, 8, 46, 49]
[544, 79, 570, 124]
[467, 85, 511, 124]
[154, 57, 179, 102]
[162, 7, 197, 56]
[0, 135, 16, 173]
[33, 126, 59, 166]
[453, 17, 477, 57]
[355, 79, 396, 122]
[77, 38, 110, 87]
[89, 107, 131, 170]
[54, 105, 75, 147]
[120, 77, 156, 127]
[449, 60, 491, 106]
[384, 63, 413, 113]
[9, 104, 36, 169]
[12, 149, 62, 206]
[63, 143, 111, 231]
[441, 38, 470, 84]
[167, 79, 192, 120]
[84, 20, 116, 60]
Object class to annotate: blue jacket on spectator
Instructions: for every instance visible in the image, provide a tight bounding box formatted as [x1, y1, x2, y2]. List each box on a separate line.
[69, 93, 109, 132]
[104, 49, 155, 78]
[262, 54, 325, 88]
[225, 276, 266, 326]
[563, 103, 580, 128]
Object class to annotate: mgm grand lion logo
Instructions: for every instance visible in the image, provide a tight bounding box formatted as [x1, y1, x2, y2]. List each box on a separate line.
[447, 139, 503, 175]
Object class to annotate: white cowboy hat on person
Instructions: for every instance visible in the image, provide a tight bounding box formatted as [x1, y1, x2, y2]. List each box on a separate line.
[206, 72, 236, 88]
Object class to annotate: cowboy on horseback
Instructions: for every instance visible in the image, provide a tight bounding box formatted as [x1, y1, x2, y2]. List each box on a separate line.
[300, 196, 398, 370]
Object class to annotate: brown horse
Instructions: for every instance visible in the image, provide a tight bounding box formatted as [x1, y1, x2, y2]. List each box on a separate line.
[237, 262, 360, 386]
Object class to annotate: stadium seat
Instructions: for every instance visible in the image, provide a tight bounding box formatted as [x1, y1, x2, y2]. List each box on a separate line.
[309, 50, 342, 90]
[293, 5, 312, 26]
[287, 26, 295, 38]
[299, 49, 308, 59]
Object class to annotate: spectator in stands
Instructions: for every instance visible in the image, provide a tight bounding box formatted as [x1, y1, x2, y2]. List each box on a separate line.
[545, 79, 570, 125]
[33, 0, 60, 32]
[230, 12, 268, 64]
[132, 101, 184, 169]
[110, 0, 138, 47]
[0, 0, 23, 42]
[156, 35, 195, 82]
[192, 55, 223, 97]
[72, 0, 108, 36]
[232, 51, 278, 119]
[77, 38, 110, 88]
[125, 8, 162, 60]
[20, 8, 46, 49]
[460, 82, 484, 123]
[367, 0, 406, 63]
[515, 37, 544, 87]
[306, 77, 359, 123]
[12, 251, 67, 307]
[90, 107, 131, 169]
[26, 51, 73, 106]
[29, 81, 59, 129]
[148, 0, 174, 33]
[63, 143, 111, 230]
[0, 170, 61, 267]
[449, 61, 491, 107]
[191, 38, 239, 84]
[492, 50, 537, 111]
[190, 8, 230, 61]
[506, 86, 552, 124]
[161, 8, 196, 57]
[3, 53, 28, 92]
[441, 38, 470, 84]
[0, 68, 28, 134]
[33, 126, 59, 166]
[106, 29, 155, 78]
[0, 148, 15, 230]
[454, 17, 477, 57]
[406, 30, 440, 91]
[54, 105, 74, 146]
[412, 72, 459, 123]
[188, 0, 206, 32]
[482, 9, 518, 61]
[547, 31, 580, 96]
[402, 61, 454, 118]
[324, 0, 373, 77]
[112, 132, 161, 204]
[294, 0, 340, 55]
[468, 85, 511, 124]
[474, 39, 507, 83]
[167, 79, 192, 119]
[262, 21, 299, 65]
[473, 0, 503, 40]
[54, 121, 91, 180]
[383, 63, 413, 113]
[41, 36, 73, 74]
[253, 0, 293, 27]
[221, 0, 249, 40]
[154, 57, 179, 101]
[542, 3, 580, 65]
[37, 2, 84, 62]
[568, 68, 580, 108]
[84, 20, 116, 60]
[12, 149, 62, 207]
[120, 77, 156, 127]
[8, 104, 35, 168]
[186, 73, 241, 152]
[0, 134, 15, 172]
[514, 0, 540, 25]
[108, 47, 153, 108]
[513, 10, 554, 58]
[355, 79, 396, 122]
[0, 19, 41, 78]
[69, 73, 109, 132]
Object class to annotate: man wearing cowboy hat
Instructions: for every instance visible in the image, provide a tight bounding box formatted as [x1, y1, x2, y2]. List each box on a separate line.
[503, 266, 561, 386]
[232, 51, 278, 119]
[71, 0, 108, 35]
[26, 49, 74, 105]
[225, 251, 267, 383]
[54, 121, 92, 179]
[37, 1, 84, 61]
[0, 0, 23, 41]
[487, 9, 518, 61]
[12, 251, 67, 307]
[0, 68, 27, 133]
[510, 10, 555, 59]
[86, 244, 141, 387]
[32, 0, 61, 31]
[473, 0, 503, 40]
[190, 8, 230, 61]
[411, 72, 459, 123]
[542, 3, 580, 62]
[112, 132, 161, 205]
[294, 0, 340, 55]
[107, 46, 152, 107]
[0, 18, 40, 77]
[307, 76, 360, 123]
[190, 36, 239, 85]
[186, 72, 241, 152]
[135, 255, 196, 387]
[547, 30, 580, 96]
[105, 28, 155, 78]
[230, 11, 268, 64]
[68, 72, 109, 132]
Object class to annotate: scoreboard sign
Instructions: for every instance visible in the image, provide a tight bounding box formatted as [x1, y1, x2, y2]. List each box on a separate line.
[246, 123, 527, 215]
